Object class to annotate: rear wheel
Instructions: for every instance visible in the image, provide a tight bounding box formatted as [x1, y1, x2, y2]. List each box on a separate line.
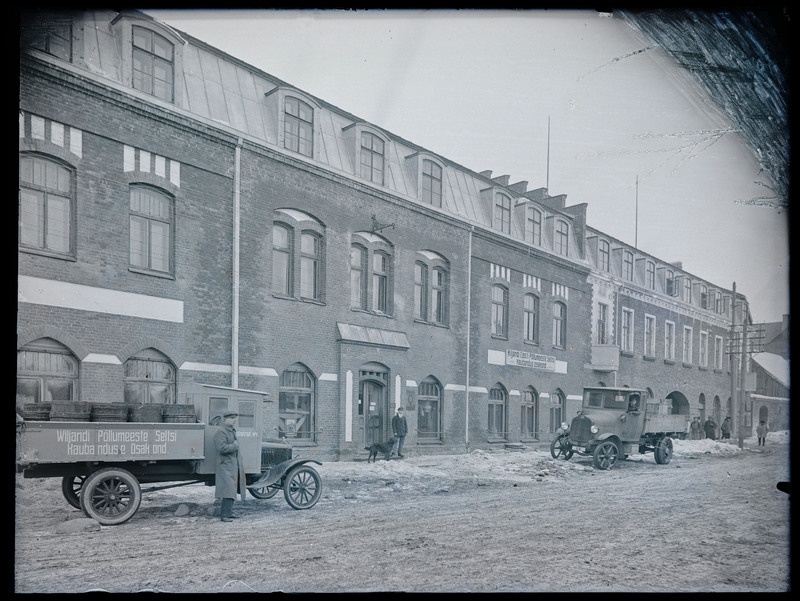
[79, 468, 142, 525]
[593, 440, 620, 470]
[550, 435, 574, 460]
[283, 465, 321, 510]
[61, 475, 86, 509]
[654, 436, 674, 465]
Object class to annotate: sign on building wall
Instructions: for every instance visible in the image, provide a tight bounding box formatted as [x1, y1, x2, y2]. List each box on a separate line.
[505, 349, 556, 371]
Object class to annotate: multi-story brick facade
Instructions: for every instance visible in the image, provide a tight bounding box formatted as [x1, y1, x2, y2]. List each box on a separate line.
[17, 10, 753, 461]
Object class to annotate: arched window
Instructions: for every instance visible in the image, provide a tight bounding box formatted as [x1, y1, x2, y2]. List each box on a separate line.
[491, 285, 508, 338]
[488, 384, 507, 439]
[279, 364, 316, 441]
[132, 25, 174, 103]
[417, 376, 443, 441]
[19, 154, 73, 255]
[415, 251, 450, 326]
[494, 193, 511, 233]
[129, 185, 173, 274]
[124, 348, 175, 405]
[549, 390, 564, 434]
[16, 338, 79, 412]
[284, 96, 313, 157]
[372, 251, 389, 313]
[272, 223, 292, 296]
[552, 301, 567, 348]
[300, 232, 320, 300]
[523, 294, 540, 343]
[521, 386, 538, 439]
[555, 220, 569, 256]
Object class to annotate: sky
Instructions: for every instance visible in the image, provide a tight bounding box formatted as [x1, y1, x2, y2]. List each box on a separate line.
[146, 8, 789, 324]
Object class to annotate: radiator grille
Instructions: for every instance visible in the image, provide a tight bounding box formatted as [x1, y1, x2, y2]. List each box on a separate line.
[570, 415, 594, 444]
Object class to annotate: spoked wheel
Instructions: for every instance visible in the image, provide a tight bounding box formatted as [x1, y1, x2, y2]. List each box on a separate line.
[593, 440, 620, 470]
[249, 484, 280, 499]
[79, 468, 142, 525]
[61, 475, 87, 509]
[654, 436, 674, 465]
[283, 465, 321, 510]
[550, 435, 574, 460]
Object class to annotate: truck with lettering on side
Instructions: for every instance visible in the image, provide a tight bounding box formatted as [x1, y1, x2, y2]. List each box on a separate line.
[549, 386, 689, 470]
[15, 384, 322, 525]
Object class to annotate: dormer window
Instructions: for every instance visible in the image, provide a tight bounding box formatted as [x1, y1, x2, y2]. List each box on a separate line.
[555, 220, 569, 256]
[284, 97, 313, 157]
[421, 159, 443, 206]
[598, 239, 610, 272]
[360, 132, 384, 184]
[526, 207, 542, 246]
[132, 25, 174, 103]
[494, 193, 511, 234]
[623, 250, 634, 280]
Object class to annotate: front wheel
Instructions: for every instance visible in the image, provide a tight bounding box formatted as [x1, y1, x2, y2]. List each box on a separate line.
[593, 440, 620, 470]
[79, 467, 142, 525]
[283, 465, 321, 510]
[654, 436, 674, 465]
[550, 435, 574, 460]
[249, 484, 280, 499]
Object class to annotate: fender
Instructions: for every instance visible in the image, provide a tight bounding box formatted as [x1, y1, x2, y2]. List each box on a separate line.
[247, 457, 322, 489]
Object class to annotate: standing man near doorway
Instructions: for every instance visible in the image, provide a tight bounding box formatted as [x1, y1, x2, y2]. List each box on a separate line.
[392, 407, 408, 458]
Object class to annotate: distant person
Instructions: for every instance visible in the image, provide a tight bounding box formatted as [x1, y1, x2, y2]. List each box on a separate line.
[215, 411, 246, 522]
[720, 417, 732, 439]
[756, 420, 769, 447]
[704, 417, 717, 440]
[391, 407, 408, 458]
[690, 417, 702, 440]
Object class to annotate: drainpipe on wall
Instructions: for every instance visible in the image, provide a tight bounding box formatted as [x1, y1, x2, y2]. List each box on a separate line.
[465, 226, 473, 450]
[231, 139, 243, 388]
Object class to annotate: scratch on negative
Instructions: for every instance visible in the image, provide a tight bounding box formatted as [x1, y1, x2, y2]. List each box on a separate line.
[578, 45, 658, 81]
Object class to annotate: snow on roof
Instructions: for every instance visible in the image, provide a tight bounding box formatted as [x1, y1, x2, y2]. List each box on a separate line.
[751, 352, 790, 388]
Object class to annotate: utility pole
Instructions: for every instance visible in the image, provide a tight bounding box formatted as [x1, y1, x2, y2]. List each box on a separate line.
[738, 297, 748, 450]
[730, 282, 738, 443]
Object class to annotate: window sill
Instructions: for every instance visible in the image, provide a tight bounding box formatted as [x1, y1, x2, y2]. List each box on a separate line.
[128, 266, 175, 280]
[19, 247, 77, 262]
[643, 355, 656, 362]
[682, 362, 693, 368]
[620, 350, 634, 358]
[663, 359, 675, 366]
[491, 335, 509, 341]
[698, 366, 708, 371]
[300, 297, 325, 306]
[523, 340, 540, 347]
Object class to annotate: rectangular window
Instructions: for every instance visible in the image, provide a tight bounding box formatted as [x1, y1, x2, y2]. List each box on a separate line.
[272, 225, 291, 295]
[714, 335, 724, 370]
[414, 262, 428, 321]
[699, 331, 709, 367]
[431, 267, 447, 325]
[599, 240, 610, 272]
[666, 271, 676, 296]
[552, 302, 566, 348]
[421, 160, 443, 206]
[299, 233, 319, 300]
[644, 314, 656, 357]
[350, 246, 366, 309]
[596, 303, 608, 344]
[621, 308, 634, 352]
[372, 252, 388, 312]
[623, 251, 634, 281]
[665, 321, 676, 361]
[684, 278, 693, 303]
[646, 261, 656, 289]
[19, 156, 72, 254]
[683, 326, 693, 364]
[555, 220, 569, 256]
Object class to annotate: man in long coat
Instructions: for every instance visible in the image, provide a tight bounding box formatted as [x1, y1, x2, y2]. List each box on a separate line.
[215, 411, 247, 522]
[703, 417, 717, 440]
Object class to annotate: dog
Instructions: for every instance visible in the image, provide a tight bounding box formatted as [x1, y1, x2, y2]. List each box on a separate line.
[365, 437, 397, 463]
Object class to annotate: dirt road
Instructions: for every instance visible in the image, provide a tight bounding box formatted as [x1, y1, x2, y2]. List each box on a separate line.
[13, 436, 790, 593]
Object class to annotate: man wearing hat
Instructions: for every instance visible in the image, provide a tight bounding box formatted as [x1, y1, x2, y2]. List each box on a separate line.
[391, 406, 408, 458]
[215, 411, 246, 522]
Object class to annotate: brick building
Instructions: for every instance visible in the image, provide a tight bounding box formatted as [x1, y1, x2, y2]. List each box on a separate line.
[17, 10, 754, 461]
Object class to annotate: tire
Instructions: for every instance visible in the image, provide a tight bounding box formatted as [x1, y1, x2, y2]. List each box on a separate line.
[593, 440, 620, 470]
[283, 465, 321, 510]
[550, 435, 574, 460]
[61, 475, 86, 509]
[79, 467, 142, 525]
[654, 436, 674, 465]
[249, 484, 280, 499]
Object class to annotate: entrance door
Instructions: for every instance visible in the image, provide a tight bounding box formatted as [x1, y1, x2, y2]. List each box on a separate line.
[361, 380, 385, 447]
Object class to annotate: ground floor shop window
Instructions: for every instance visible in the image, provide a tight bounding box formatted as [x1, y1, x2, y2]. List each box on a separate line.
[488, 384, 507, 440]
[417, 376, 442, 441]
[124, 348, 176, 405]
[16, 338, 78, 411]
[521, 386, 538, 439]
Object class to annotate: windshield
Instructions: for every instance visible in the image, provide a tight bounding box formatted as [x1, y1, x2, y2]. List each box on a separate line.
[584, 389, 637, 410]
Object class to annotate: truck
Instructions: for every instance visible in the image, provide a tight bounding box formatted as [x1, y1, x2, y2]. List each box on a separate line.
[15, 384, 322, 525]
[549, 386, 689, 470]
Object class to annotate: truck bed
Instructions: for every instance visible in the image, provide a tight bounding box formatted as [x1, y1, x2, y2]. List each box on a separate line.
[16, 420, 206, 466]
[643, 403, 688, 434]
